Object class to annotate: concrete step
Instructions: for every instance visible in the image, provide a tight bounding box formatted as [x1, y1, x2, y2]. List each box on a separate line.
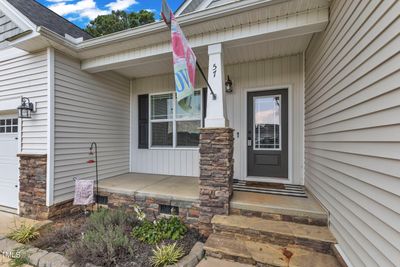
[231, 191, 328, 226]
[204, 233, 341, 267]
[212, 215, 336, 254]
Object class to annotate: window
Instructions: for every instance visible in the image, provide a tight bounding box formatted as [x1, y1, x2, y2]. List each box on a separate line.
[0, 118, 18, 134]
[150, 90, 201, 148]
[253, 95, 281, 150]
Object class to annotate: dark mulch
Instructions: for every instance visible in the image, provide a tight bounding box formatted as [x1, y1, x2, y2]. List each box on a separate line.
[30, 212, 203, 267]
[31, 213, 88, 253]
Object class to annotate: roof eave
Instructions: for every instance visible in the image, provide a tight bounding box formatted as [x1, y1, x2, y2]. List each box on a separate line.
[76, 0, 288, 50]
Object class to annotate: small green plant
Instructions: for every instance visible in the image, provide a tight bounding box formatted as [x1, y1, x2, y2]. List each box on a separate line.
[7, 224, 39, 244]
[132, 216, 187, 244]
[157, 216, 187, 241]
[8, 247, 30, 267]
[132, 220, 162, 244]
[150, 243, 184, 267]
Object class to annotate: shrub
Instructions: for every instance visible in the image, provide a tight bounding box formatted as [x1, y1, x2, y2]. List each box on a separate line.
[7, 224, 39, 244]
[66, 209, 137, 266]
[86, 208, 137, 231]
[132, 216, 187, 244]
[150, 243, 184, 267]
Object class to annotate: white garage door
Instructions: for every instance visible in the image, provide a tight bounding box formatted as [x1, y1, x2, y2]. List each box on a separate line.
[0, 116, 19, 209]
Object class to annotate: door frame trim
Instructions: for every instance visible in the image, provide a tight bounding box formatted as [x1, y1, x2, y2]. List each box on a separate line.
[243, 85, 293, 184]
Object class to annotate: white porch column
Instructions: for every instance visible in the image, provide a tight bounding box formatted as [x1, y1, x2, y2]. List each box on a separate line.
[205, 43, 229, 128]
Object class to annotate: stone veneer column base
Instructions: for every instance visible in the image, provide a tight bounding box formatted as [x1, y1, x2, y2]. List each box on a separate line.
[18, 154, 48, 220]
[198, 128, 234, 237]
[18, 154, 85, 220]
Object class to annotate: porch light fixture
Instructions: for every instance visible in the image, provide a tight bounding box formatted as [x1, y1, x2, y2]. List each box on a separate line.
[225, 75, 233, 93]
[17, 97, 36, 118]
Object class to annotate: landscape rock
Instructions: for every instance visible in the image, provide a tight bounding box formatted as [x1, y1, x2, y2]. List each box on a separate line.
[38, 252, 72, 267]
[177, 253, 198, 267]
[190, 242, 205, 261]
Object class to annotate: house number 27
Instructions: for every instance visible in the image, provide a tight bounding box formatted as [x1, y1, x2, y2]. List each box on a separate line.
[213, 64, 217, 78]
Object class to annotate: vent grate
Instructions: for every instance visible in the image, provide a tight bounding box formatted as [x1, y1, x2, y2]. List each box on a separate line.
[97, 195, 108, 205]
[159, 204, 179, 215]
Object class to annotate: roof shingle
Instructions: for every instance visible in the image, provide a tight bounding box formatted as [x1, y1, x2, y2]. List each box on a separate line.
[6, 0, 92, 40]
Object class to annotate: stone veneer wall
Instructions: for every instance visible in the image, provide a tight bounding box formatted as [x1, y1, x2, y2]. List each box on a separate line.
[98, 190, 200, 229]
[198, 128, 234, 236]
[18, 154, 84, 220]
[19, 154, 48, 220]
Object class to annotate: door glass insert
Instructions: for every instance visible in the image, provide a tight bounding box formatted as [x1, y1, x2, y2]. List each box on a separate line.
[253, 95, 281, 150]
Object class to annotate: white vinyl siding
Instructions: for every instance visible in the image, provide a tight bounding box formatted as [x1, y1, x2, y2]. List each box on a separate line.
[131, 76, 202, 177]
[0, 10, 23, 44]
[304, 0, 400, 266]
[0, 48, 48, 154]
[131, 54, 304, 183]
[53, 51, 130, 203]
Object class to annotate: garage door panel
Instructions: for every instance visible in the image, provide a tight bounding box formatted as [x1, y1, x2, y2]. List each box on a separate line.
[0, 180, 18, 208]
[0, 116, 19, 209]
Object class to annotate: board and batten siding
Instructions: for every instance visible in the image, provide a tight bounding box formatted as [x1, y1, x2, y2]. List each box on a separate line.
[0, 48, 48, 154]
[304, 0, 400, 266]
[53, 52, 130, 203]
[131, 54, 304, 183]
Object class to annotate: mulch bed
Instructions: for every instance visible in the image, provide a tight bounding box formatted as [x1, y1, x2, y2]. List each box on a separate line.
[29, 211, 203, 267]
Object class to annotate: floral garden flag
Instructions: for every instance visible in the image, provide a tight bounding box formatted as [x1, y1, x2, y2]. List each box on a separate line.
[161, 0, 197, 111]
[73, 179, 94, 206]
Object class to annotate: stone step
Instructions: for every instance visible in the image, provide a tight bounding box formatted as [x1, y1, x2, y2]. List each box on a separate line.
[212, 215, 336, 254]
[204, 233, 341, 267]
[231, 191, 328, 226]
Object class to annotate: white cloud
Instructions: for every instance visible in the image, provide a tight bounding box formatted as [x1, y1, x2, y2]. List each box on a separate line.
[106, 0, 137, 11]
[48, 0, 138, 22]
[46, 0, 73, 3]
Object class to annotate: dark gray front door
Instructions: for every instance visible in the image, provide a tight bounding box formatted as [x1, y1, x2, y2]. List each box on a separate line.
[247, 89, 288, 178]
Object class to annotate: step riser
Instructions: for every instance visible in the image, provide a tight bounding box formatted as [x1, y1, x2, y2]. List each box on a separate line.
[213, 225, 333, 255]
[230, 208, 328, 226]
[205, 251, 257, 266]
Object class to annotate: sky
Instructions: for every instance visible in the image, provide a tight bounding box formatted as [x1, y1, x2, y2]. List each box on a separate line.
[36, 0, 184, 28]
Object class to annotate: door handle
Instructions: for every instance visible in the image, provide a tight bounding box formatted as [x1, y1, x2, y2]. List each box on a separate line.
[247, 139, 252, 147]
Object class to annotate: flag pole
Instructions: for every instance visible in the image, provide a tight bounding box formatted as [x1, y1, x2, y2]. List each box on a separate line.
[196, 61, 217, 100]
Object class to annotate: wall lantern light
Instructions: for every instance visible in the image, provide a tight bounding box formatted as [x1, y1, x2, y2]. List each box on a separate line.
[225, 75, 233, 93]
[17, 97, 36, 118]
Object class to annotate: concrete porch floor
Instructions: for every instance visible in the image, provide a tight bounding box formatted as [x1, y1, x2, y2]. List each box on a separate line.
[98, 173, 199, 201]
[98, 173, 327, 218]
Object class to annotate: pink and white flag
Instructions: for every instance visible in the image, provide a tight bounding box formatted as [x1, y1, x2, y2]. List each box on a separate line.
[161, 0, 196, 111]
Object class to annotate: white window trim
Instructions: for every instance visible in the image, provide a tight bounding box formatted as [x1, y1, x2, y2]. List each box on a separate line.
[252, 94, 282, 151]
[148, 89, 202, 149]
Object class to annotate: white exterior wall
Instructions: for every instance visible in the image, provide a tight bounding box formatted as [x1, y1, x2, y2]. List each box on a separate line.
[131, 54, 304, 183]
[304, 0, 400, 266]
[53, 51, 130, 203]
[0, 48, 48, 154]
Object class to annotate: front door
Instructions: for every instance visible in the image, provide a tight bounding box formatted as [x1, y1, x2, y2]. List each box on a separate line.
[247, 89, 288, 178]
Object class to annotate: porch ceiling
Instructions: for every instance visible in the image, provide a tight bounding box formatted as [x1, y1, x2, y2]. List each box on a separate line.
[115, 34, 313, 78]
